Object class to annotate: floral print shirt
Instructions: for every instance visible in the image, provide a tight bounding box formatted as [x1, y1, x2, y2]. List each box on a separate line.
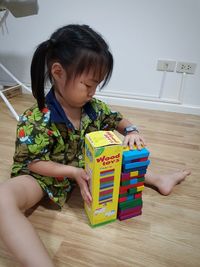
[11, 89, 123, 207]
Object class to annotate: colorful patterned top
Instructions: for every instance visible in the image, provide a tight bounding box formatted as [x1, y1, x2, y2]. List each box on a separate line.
[11, 89, 123, 207]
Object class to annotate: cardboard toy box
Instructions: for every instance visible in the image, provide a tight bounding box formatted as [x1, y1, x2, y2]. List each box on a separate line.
[84, 131, 123, 227]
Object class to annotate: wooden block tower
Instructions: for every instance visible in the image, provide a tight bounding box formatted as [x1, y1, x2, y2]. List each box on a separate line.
[117, 147, 150, 221]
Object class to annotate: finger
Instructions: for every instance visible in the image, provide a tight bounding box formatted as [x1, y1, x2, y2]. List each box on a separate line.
[83, 183, 92, 202]
[138, 136, 146, 148]
[140, 136, 147, 146]
[123, 136, 129, 147]
[86, 191, 92, 203]
[82, 172, 90, 181]
[83, 190, 92, 205]
[81, 182, 92, 204]
[128, 138, 135, 150]
[135, 137, 144, 150]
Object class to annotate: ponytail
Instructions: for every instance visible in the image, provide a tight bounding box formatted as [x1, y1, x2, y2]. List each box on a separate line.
[30, 40, 49, 111]
[31, 24, 114, 111]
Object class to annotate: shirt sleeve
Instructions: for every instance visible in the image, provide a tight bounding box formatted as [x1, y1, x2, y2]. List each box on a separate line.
[13, 106, 53, 167]
[93, 98, 123, 131]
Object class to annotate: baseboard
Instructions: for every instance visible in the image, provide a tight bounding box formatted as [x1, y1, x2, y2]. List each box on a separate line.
[2, 81, 199, 115]
[96, 91, 200, 116]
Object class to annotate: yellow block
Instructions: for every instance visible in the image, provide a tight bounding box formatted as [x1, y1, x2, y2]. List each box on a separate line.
[137, 185, 145, 192]
[84, 131, 123, 226]
[130, 170, 139, 177]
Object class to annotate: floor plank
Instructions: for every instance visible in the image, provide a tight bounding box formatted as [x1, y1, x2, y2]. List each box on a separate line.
[0, 94, 200, 267]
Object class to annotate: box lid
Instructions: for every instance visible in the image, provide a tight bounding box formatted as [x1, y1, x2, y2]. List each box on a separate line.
[86, 131, 122, 147]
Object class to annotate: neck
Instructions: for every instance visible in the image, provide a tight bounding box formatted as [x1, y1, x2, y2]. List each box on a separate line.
[54, 90, 81, 129]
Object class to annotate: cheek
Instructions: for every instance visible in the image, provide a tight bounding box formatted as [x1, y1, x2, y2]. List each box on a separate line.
[77, 86, 88, 97]
[72, 89, 87, 102]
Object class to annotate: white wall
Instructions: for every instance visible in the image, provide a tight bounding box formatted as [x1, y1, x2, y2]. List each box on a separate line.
[0, 0, 200, 115]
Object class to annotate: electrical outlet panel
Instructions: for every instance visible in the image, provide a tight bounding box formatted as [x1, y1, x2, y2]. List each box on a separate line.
[176, 62, 197, 74]
[157, 60, 176, 72]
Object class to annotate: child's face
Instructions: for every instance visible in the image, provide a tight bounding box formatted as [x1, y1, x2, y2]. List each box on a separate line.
[60, 71, 102, 108]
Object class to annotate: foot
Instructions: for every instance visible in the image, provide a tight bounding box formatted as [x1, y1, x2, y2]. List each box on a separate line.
[145, 169, 191, 196]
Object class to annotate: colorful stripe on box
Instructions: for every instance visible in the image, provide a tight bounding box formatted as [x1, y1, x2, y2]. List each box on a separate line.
[99, 169, 115, 204]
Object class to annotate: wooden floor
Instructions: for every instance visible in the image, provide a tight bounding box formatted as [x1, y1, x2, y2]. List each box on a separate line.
[0, 94, 200, 267]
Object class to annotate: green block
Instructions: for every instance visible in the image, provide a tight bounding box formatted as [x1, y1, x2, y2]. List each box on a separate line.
[138, 177, 145, 182]
[119, 192, 128, 198]
[121, 177, 145, 186]
[119, 187, 138, 197]
[119, 198, 143, 210]
[121, 180, 130, 186]
[128, 187, 138, 194]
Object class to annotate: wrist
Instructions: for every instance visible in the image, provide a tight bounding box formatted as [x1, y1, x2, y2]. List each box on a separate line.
[124, 125, 139, 135]
[67, 166, 79, 179]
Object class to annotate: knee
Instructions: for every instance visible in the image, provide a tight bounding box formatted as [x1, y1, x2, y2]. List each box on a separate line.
[0, 182, 22, 211]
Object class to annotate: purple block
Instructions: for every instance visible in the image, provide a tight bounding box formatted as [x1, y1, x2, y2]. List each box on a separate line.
[118, 206, 142, 216]
[118, 211, 142, 221]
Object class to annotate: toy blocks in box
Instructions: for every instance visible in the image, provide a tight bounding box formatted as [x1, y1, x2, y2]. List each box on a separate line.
[84, 131, 123, 227]
[117, 147, 150, 221]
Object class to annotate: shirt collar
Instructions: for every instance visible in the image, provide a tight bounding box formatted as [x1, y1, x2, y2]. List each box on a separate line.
[45, 88, 97, 128]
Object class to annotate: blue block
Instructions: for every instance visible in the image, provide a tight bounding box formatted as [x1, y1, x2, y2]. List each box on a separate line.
[130, 178, 137, 185]
[122, 166, 148, 174]
[123, 147, 150, 163]
[127, 195, 134, 200]
[123, 160, 150, 172]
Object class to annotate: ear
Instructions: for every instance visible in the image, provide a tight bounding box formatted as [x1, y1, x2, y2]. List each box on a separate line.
[51, 62, 66, 82]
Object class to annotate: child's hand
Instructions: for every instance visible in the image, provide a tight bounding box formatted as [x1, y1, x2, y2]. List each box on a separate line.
[123, 132, 146, 150]
[74, 168, 92, 205]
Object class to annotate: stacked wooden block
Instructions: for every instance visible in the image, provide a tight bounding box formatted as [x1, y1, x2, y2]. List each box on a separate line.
[117, 147, 150, 221]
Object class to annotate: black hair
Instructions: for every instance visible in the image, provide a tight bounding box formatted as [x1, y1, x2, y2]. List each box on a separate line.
[30, 24, 113, 110]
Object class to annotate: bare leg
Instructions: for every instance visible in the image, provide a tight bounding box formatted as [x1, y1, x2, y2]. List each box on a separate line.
[0, 175, 55, 267]
[145, 169, 191, 195]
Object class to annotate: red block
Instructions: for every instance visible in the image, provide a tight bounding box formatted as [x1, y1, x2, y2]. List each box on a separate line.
[121, 174, 144, 182]
[130, 157, 149, 163]
[135, 192, 142, 199]
[119, 182, 144, 194]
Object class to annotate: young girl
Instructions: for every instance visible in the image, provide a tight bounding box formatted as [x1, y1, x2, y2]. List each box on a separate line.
[0, 24, 190, 267]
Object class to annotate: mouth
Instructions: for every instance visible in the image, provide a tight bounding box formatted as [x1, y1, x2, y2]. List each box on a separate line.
[85, 98, 92, 103]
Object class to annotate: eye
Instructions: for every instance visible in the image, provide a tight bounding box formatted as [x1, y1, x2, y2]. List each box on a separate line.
[80, 81, 92, 88]
[85, 84, 93, 88]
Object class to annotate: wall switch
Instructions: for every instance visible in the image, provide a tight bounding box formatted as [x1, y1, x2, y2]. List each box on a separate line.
[157, 60, 176, 72]
[176, 62, 197, 74]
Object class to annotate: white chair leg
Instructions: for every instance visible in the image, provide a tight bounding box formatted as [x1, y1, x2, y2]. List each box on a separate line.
[0, 63, 31, 121]
[0, 90, 19, 121]
[0, 63, 31, 93]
